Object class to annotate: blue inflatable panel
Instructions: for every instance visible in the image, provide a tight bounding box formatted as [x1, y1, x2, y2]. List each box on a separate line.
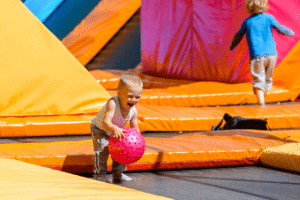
[24, 0, 64, 22]
[24, 0, 101, 40]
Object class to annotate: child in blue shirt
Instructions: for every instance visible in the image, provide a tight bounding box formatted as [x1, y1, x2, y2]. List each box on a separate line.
[230, 0, 294, 107]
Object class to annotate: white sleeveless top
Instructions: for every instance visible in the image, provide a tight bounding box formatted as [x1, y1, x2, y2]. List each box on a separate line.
[91, 96, 137, 136]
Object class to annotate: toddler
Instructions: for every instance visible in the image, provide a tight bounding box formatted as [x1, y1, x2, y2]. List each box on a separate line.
[230, 0, 294, 107]
[91, 74, 143, 183]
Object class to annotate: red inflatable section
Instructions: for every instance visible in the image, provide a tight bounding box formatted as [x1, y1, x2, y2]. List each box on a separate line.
[141, 0, 300, 83]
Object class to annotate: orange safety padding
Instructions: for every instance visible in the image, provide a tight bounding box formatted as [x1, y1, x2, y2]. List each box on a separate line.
[0, 0, 110, 117]
[51, 159, 260, 172]
[273, 41, 300, 100]
[0, 115, 145, 138]
[106, 79, 292, 107]
[96, 73, 295, 107]
[125, 159, 259, 171]
[106, 67, 195, 88]
[90, 69, 194, 90]
[62, 0, 141, 66]
[0, 159, 170, 200]
[260, 143, 300, 173]
[138, 83, 290, 107]
[89, 70, 120, 90]
[206, 129, 300, 144]
[136, 103, 300, 131]
[0, 131, 287, 173]
[258, 129, 300, 143]
[0, 115, 94, 138]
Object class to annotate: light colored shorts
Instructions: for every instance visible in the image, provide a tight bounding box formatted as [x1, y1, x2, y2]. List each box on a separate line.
[250, 55, 277, 92]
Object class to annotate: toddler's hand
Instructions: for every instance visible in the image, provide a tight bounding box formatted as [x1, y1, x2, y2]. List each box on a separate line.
[113, 128, 126, 141]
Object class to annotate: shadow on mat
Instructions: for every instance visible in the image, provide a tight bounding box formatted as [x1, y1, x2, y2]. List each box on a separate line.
[61, 154, 94, 174]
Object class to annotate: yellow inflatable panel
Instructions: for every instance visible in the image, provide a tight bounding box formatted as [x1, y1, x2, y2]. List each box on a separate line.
[0, 0, 110, 116]
[260, 143, 300, 173]
[0, 131, 286, 173]
[62, 0, 141, 66]
[0, 159, 170, 200]
[136, 103, 300, 131]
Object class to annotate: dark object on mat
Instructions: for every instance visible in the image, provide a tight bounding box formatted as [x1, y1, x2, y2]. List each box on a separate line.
[211, 113, 270, 131]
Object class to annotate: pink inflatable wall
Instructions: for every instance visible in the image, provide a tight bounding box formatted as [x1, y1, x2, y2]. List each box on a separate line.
[141, 0, 300, 83]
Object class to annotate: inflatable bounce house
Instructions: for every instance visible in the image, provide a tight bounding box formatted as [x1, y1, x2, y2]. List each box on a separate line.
[0, 0, 299, 199]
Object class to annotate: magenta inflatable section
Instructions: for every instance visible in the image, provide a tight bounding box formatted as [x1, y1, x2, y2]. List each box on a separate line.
[141, 0, 300, 83]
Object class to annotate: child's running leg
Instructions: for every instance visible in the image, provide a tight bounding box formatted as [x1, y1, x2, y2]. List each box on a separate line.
[91, 124, 111, 183]
[265, 55, 277, 91]
[250, 57, 267, 106]
[254, 88, 265, 107]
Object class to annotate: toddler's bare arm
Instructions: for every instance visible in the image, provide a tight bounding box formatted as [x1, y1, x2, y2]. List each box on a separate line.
[130, 112, 140, 132]
[103, 99, 125, 140]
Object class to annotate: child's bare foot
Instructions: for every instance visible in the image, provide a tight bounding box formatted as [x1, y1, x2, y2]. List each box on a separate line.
[254, 88, 265, 106]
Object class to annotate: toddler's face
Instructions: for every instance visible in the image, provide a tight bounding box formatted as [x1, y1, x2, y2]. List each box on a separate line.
[118, 85, 142, 110]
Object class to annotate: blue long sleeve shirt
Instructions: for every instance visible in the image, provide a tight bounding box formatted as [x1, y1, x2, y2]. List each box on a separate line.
[237, 13, 293, 59]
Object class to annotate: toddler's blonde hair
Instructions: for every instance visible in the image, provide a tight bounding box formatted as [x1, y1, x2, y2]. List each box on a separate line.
[117, 74, 143, 91]
[245, 0, 268, 14]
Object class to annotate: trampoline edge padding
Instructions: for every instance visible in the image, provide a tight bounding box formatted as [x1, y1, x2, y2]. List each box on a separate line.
[137, 104, 300, 132]
[0, 131, 289, 173]
[1, 103, 300, 137]
[0, 115, 145, 138]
